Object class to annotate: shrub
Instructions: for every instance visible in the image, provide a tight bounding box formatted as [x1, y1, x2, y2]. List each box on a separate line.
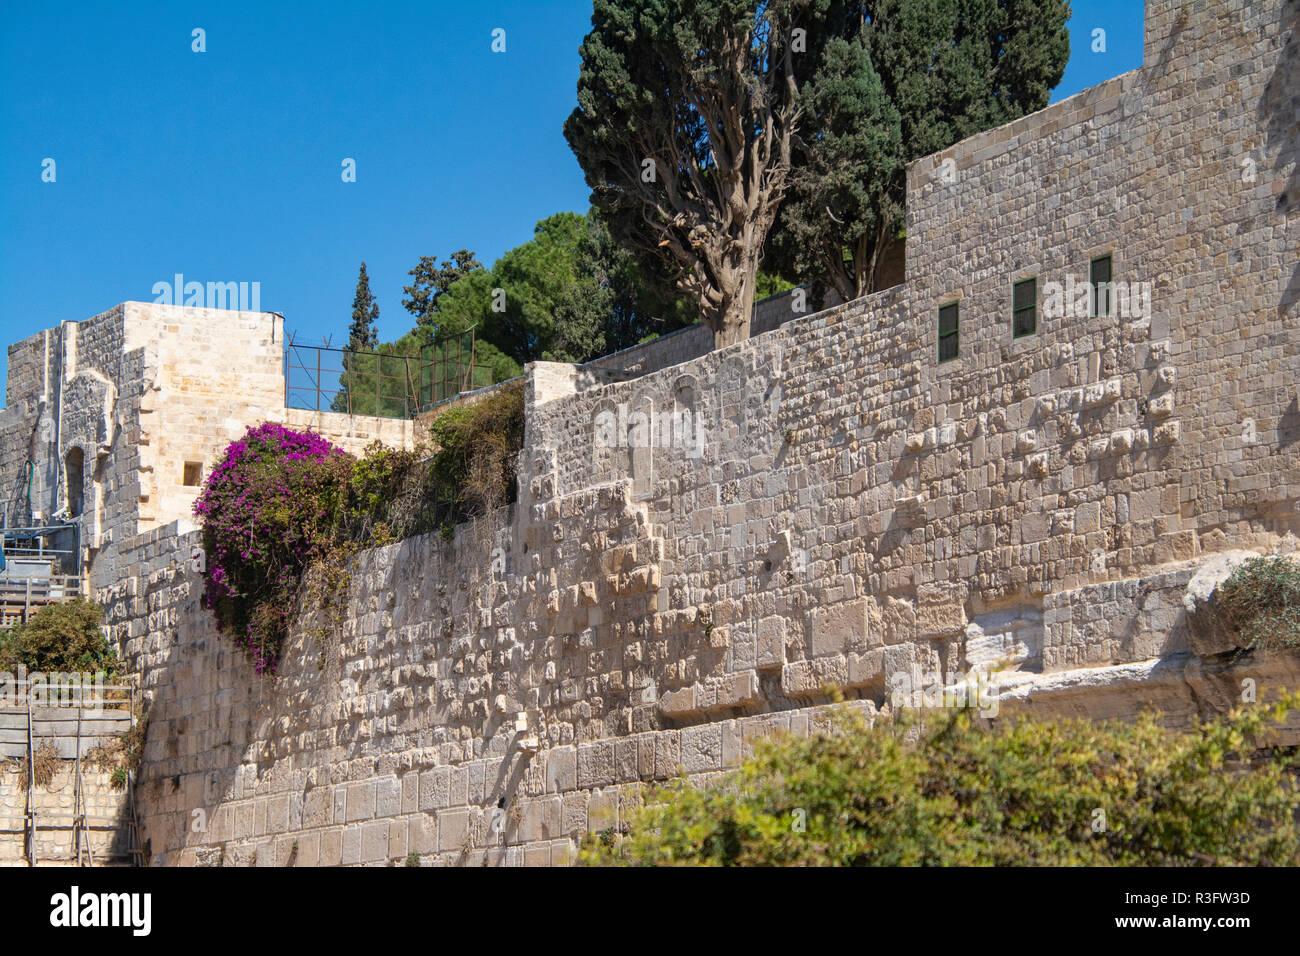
[343, 441, 435, 544]
[0, 599, 117, 678]
[88, 709, 148, 787]
[195, 395, 526, 673]
[428, 382, 525, 521]
[194, 423, 354, 673]
[14, 740, 61, 790]
[582, 694, 1300, 866]
[1216, 555, 1300, 650]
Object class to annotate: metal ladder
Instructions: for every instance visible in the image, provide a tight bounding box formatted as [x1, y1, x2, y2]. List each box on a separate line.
[73, 709, 94, 866]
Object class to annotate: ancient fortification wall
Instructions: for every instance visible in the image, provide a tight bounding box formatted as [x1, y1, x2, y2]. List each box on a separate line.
[85, 0, 1300, 866]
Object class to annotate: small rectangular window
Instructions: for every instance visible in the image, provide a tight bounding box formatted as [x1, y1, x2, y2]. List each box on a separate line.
[938, 302, 959, 363]
[1013, 278, 1037, 338]
[1090, 255, 1113, 317]
[183, 462, 203, 487]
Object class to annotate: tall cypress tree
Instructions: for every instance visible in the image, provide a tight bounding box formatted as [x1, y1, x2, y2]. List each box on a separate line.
[766, 0, 1070, 301]
[348, 262, 380, 350]
[564, 0, 837, 350]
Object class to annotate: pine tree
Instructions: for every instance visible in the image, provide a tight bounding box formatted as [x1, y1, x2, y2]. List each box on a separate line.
[402, 250, 483, 342]
[348, 262, 380, 350]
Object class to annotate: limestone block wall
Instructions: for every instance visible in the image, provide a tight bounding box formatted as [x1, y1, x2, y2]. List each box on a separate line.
[107, 506, 1298, 868]
[107, 517, 899, 866]
[0, 767, 133, 865]
[83, 0, 1300, 866]
[123, 303, 285, 533]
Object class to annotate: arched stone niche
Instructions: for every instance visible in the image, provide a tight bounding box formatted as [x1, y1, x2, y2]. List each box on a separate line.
[671, 374, 704, 463]
[627, 388, 655, 500]
[590, 396, 625, 485]
[64, 446, 85, 517]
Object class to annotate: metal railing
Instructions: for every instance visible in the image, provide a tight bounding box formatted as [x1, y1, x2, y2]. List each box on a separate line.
[0, 574, 82, 628]
[284, 329, 494, 419]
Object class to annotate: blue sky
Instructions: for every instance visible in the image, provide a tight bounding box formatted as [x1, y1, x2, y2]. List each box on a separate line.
[0, 0, 1145, 407]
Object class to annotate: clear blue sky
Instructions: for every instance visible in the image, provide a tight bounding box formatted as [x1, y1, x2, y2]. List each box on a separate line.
[0, 0, 1145, 407]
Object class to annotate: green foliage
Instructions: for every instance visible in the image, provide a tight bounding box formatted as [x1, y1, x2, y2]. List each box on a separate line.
[754, 269, 796, 302]
[1217, 556, 1300, 651]
[348, 262, 380, 350]
[767, 0, 1070, 300]
[329, 330, 517, 417]
[403, 250, 484, 339]
[583, 696, 1300, 866]
[565, 0, 824, 343]
[330, 332, 425, 418]
[428, 382, 526, 521]
[586, 208, 698, 351]
[405, 851, 421, 867]
[422, 271, 523, 384]
[490, 212, 593, 363]
[343, 440, 426, 544]
[768, 29, 904, 299]
[427, 211, 692, 367]
[0, 599, 117, 678]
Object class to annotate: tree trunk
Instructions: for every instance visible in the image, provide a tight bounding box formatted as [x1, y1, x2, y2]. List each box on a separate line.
[712, 275, 755, 349]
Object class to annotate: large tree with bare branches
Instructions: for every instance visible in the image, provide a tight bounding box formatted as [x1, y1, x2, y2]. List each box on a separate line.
[564, 0, 833, 349]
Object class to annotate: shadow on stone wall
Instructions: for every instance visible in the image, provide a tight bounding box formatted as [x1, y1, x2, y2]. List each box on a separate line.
[1262, 4, 1298, 320]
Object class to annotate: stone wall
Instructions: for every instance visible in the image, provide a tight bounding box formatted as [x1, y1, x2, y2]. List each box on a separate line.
[77, 0, 1300, 866]
[0, 767, 133, 865]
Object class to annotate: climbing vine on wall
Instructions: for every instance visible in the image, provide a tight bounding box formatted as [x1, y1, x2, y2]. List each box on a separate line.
[193, 388, 526, 674]
[193, 423, 353, 674]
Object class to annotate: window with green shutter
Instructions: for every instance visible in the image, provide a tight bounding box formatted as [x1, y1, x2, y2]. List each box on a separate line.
[1013, 277, 1037, 338]
[1090, 255, 1113, 317]
[938, 302, 959, 363]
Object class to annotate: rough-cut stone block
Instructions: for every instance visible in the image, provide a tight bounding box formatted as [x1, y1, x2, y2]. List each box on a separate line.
[808, 598, 874, 657]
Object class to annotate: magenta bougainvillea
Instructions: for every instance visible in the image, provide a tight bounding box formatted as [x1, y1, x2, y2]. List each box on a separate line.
[193, 423, 353, 674]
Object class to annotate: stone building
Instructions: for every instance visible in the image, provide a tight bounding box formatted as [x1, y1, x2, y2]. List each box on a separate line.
[0, 303, 413, 592]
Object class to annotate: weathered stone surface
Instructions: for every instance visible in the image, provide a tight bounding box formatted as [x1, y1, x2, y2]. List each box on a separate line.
[1182, 551, 1258, 657]
[3, 0, 1293, 867]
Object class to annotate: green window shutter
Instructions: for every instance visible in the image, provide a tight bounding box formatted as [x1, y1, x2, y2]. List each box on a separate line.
[1013, 278, 1037, 338]
[938, 302, 959, 363]
[1090, 255, 1113, 317]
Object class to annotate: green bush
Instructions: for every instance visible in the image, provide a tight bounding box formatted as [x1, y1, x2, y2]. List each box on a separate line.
[195, 396, 526, 671]
[343, 440, 433, 544]
[0, 599, 117, 678]
[428, 382, 525, 521]
[1216, 555, 1300, 650]
[582, 695, 1300, 866]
